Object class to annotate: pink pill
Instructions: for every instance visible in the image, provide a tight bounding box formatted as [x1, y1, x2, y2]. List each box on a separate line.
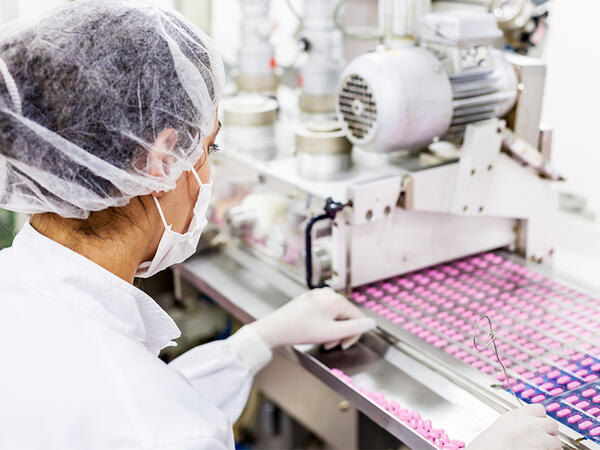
[521, 388, 536, 399]
[434, 339, 447, 348]
[540, 382, 555, 391]
[557, 376, 571, 385]
[530, 376, 545, 385]
[481, 365, 493, 374]
[568, 414, 582, 424]
[531, 394, 546, 403]
[591, 363, 600, 372]
[581, 358, 595, 367]
[547, 370, 561, 379]
[586, 375, 599, 382]
[582, 389, 596, 398]
[556, 408, 571, 418]
[472, 360, 485, 369]
[588, 407, 600, 416]
[550, 388, 565, 396]
[567, 381, 582, 390]
[537, 365, 551, 374]
[576, 401, 590, 409]
[565, 395, 579, 404]
[579, 420, 594, 431]
[546, 402, 560, 412]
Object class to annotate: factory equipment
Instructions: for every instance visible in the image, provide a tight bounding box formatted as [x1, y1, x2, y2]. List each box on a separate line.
[297, 0, 346, 114]
[235, 0, 279, 91]
[186, 1, 600, 448]
[432, 0, 551, 53]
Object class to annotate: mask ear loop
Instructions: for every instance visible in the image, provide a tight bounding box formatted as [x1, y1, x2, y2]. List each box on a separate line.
[473, 314, 524, 407]
[152, 195, 170, 229]
[188, 165, 203, 187]
[0, 57, 22, 115]
[153, 165, 204, 229]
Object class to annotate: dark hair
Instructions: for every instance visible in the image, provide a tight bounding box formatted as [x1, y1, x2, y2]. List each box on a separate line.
[0, 1, 218, 215]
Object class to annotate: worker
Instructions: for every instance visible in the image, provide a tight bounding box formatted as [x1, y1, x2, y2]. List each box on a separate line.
[0, 1, 560, 449]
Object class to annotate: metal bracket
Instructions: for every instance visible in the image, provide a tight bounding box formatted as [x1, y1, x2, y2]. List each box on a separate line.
[451, 119, 504, 216]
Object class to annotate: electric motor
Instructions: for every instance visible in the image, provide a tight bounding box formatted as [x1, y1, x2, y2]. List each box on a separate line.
[336, 11, 518, 153]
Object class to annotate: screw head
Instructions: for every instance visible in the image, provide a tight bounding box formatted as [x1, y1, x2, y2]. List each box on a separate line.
[338, 400, 351, 412]
[366, 210, 373, 221]
[463, 205, 468, 212]
[471, 169, 476, 176]
[384, 205, 391, 216]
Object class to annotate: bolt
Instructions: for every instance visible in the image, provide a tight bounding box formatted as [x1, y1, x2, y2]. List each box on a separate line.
[497, 127, 503, 134]
[338, 400, 351, 412]
[479, 206, 484, 213]
[384, 205, 391, 216]
[463, 205, 468, 212]
[471, 169, 476, 176]
[366, 210, 373, 221]
[488, 165, 493, 171]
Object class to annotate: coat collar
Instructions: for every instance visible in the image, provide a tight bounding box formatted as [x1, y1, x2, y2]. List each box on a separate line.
[9, 221, 181, 356]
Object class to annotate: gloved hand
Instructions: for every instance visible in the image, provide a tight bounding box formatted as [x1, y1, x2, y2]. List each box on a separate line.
[249, 287, 376, 350]
[467, 404, 561, 450]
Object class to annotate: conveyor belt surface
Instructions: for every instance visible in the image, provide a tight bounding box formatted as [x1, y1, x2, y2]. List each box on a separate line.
[351, 252, 600, 444]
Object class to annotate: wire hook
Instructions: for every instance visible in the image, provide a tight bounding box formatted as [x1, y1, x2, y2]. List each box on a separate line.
[473, 314, 523, 406]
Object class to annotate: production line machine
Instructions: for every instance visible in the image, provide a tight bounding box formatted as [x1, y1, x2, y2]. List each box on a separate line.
[175, 1, 600, 448]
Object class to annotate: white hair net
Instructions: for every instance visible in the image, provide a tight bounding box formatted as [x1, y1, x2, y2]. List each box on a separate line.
[0, 0, 225, 219]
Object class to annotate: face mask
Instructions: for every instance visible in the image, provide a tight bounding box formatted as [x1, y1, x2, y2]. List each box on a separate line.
[136, 167, 212, 278]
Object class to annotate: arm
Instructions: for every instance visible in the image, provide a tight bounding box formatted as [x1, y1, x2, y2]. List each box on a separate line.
[168, 325, 272, 424]
[169, 288, 376, 424]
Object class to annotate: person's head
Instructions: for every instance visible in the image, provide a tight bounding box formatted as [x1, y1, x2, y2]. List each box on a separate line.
[0, 0, 225, 269]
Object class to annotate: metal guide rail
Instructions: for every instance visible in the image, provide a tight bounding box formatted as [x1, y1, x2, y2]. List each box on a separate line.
[351, 251, 600, 448]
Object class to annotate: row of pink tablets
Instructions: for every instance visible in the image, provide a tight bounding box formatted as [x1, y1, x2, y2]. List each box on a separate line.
[330, 369, 465, 450]
[352, 252, 600, 380]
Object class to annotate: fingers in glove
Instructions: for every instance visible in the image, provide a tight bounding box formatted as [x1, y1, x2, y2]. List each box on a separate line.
[519, 403, 546, 418]
[328, 292, 369, 320]
[541, 417, 559, 436]
[330, 317, 377, 341]
[340, 334, 361, 350]
[324, 339, 341, 350]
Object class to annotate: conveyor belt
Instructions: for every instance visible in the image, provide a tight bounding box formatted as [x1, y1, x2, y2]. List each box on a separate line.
[351, 251, 600, 445]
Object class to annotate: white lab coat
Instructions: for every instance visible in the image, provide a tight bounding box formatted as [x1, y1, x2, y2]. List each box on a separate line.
[0, 222, 273, 450]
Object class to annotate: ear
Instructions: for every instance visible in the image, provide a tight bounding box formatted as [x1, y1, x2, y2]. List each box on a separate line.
[149, 128, 178, 197]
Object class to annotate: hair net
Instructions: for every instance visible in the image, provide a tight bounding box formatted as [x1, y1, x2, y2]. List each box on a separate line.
[0, 0, 225, 219]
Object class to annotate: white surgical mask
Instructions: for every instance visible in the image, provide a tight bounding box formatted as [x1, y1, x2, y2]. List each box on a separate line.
[136, 167, 212, 278]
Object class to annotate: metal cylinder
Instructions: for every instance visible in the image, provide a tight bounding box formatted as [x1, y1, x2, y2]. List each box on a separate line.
[221, 95, 278, 159]
[299, 0, 345, 113]
[295, 121, 352, 179]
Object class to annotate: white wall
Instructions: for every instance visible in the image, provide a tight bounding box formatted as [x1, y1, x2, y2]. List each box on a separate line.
[541, 0, 600, 225]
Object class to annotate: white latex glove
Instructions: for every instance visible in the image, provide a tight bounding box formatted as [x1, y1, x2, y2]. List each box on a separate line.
[249, 287, 377, 350]
[467, 404, 561, 450]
